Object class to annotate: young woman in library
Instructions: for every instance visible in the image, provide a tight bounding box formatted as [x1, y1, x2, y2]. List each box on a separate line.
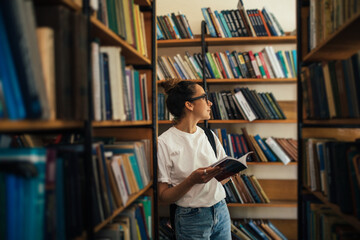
[158, 80, 231, 240]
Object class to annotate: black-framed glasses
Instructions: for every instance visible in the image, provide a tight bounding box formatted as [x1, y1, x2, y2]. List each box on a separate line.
[187, 93, 208, 103]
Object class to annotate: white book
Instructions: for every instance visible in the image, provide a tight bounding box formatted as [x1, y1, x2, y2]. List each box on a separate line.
[260, 50, 275, 78]
[156, 64, 165, 80]
[233, 91, 257, 121]
[265, 137, 291, 165]
[111, 155, 129, 205]
[184, 55, 199, 79]
[100, 47, 126, 121]
[174, 55, 190, 79]
[263, 6, 282, 36]
[160, 56, 177, 79]
[220, 52, 235, 79]
[269, 46, 285, 78]
[140, 73, 150, 120]
[177, 54, 196, 79]
[188, 54, 203, 79]
[36, 27, 56, 120]
[91, 41, 101, 121]
[265, 46, 283, 78]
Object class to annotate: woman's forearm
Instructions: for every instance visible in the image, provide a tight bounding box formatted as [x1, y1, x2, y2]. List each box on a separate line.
[159, 177, 195, 204]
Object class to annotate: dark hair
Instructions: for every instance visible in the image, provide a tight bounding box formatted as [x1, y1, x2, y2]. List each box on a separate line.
[161, 80, 198, 122]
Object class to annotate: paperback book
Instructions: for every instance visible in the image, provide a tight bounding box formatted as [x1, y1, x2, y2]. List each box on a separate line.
[210, 152, 252, 181]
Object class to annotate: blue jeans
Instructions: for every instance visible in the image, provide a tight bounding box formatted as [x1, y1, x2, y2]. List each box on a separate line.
[175, 199, 231, 240]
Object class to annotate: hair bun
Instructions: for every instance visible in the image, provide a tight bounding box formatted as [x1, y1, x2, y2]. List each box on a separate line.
[160, 79, 182, 95]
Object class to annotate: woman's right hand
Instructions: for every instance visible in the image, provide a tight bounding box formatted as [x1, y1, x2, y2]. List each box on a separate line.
[188, 167, 223, 184]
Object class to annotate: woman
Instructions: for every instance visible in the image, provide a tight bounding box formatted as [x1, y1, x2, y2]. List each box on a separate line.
[157, 80, 231, 240]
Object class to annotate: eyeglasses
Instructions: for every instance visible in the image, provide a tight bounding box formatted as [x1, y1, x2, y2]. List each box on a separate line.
[187, 93, 209, 103]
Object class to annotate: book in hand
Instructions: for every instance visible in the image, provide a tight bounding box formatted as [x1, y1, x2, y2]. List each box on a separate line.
[210, 152, 252, 181]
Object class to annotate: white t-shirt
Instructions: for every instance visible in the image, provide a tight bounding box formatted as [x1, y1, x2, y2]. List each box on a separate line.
[157, 126, 227, 207]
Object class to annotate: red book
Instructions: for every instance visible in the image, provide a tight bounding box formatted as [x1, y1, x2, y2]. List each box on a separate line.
[258, 52, 271, 78]
[248, 51, 261, 78]
[215, 52, 228, 78]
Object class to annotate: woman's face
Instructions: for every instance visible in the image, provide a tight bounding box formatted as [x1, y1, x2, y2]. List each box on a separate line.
[189, 84, 212, 120]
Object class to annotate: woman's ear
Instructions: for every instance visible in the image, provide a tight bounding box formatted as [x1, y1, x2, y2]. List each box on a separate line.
[185, 101, 193, 111]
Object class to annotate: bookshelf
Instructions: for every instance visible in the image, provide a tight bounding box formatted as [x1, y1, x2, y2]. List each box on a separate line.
[298, 0, 360, 239]
[157, 1, 298, 239]
[0, 0, 157, 239]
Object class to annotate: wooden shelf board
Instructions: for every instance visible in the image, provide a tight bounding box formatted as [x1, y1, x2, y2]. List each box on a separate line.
[303, 119, 360, 125]
[157, 35, 296, 47]
[158, 119, 297, 124]
[247, 162, 297, 166]
[303, 11, 360, 61]
[91, 17, 151, 65]
[227, 200, 297, 208]
[205, 35, 297, 46]
[157, 38, 202, 47]
[302, 128, 360, 141]
[94, 181, 153, 233]
[34, 0, 82, 11]
[303, 187, 360, 230]
[0, 120, 83, 132]
[134, 0, 151, 7]
[92, 120, 152, 127]
[157, 78, 297, 84]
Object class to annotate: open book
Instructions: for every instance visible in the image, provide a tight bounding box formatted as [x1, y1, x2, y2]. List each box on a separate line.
[210, 152, 252, 181]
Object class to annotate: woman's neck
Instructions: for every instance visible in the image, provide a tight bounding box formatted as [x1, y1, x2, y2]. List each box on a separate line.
[174, 118, 198, 133]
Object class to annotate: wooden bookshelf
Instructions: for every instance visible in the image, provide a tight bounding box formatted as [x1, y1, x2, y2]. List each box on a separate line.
[92, 120, 152, 128]
[157, 35, 296, 47]
[0, 120, 83, 132]
[227, 200, 297, 208]
[303, 11, 360, 61]
[91, 17, 151, 65]
[302, 119, 360, 126]
[205, 35, 297, 46]
[247, 162, 297, 166]
[303, 187, 360, 231]
[301, 127, 360, 141]
[94, 181, 153, 233]
[134, 0, 152, 7]
[157, 78, 297, 84]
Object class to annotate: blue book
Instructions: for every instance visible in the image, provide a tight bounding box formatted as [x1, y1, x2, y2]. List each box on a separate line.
[133, 70, 143, 121]
[285, 51, 295, 78]
[201, 8, 217, 37]
[261, 8, 278, 36]
[204, 54, 216, 78]
[6, 174, 17, 240]
[291, 50, 297, 75]
[167, 14, 181, 39]
[218, 12, 232, 38]
[156, 21, 165, 40]
[241, 174, 262, 203]
[259, 93, 277, 119]
[181, 13, 194, 38]
[220, 128, 230, 156]
[254, 134, 277, 162]
[135, 205, 149, 240]
[101, 53, 112, 120]
[225, 51, 240, 78]
[267, 221, 288, 240]
[275, 51, 288, 78]
[248, 220, 270, 240]
[214, 10, 228, 38]
[0, 10, 25, 120]
[173, 61, 186, 80]
[238, 223, 257, 239]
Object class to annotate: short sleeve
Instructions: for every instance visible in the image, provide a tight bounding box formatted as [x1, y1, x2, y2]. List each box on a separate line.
[212, 130, 227, 161]
[157, 138, 172, 184]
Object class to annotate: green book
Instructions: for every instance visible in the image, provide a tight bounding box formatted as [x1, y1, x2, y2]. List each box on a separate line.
[206, 52, 221, 79]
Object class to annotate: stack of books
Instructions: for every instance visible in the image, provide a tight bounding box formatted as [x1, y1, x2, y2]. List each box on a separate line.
[212, 127, 297, 165]
[201, 0, 285, 38]
[301, 52, 360, 120]
[231, 219, 288, 240]
[91, 44, 150, 122]
[157, 48, 297, 81]
[95, 0, 148, 56]
[224, 174, 270, 204]
[157, 12, 194, 40]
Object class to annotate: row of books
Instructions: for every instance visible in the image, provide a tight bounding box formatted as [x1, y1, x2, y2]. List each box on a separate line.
[224, 174, 270, 204]
[0, 147, 86, 240]
[91, 44, 150, 121]
[95, 0, 148, 57]
[158, 218, 288, 240]
[213, 127, 297, 164]
[302, 197, 360, 239]
[156, 12, 194, 40]
[92, 140, 151, 226]
[95, 197, 152, 240]
[0, 3, 88, 120]
[158, 88, 286, 122]
[231, 219, 288, 240]
[308, 0, 360, 51]
[202, 3, 285, 38]
[157, 48, 297, 81]
[302, 139, 360, 219]
[301, 52, 360, 120]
